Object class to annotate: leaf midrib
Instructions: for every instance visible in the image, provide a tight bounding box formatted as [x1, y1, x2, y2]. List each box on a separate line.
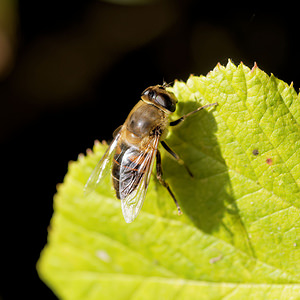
[51, 269, 300, 288]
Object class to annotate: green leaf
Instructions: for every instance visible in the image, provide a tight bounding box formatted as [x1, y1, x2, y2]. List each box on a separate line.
[37, 61, 300, 299]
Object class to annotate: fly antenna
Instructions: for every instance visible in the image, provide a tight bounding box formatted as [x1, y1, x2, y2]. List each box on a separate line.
[162, 80, 174, 88]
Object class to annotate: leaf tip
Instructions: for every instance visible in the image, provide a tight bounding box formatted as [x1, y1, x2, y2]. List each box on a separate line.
[78, 153, 85, 161]
[56, 183, 61, 191]
[251, 62, 258, 72]
[213, 62, 226, 73]
[86, 148, 93, 156]
[226, 58, 237, 68]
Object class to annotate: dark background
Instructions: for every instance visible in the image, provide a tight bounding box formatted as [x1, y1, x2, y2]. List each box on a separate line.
[1, 1, 299, 299]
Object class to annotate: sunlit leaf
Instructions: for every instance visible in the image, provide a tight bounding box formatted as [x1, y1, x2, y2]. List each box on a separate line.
[38, 61, 300, 299]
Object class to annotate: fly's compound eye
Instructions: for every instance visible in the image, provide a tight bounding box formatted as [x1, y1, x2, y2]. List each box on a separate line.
[141, 85, 177, 112]
[154, 93, 176, 112]
[142, 88, 156, 101]
[147, 89, 156, 100]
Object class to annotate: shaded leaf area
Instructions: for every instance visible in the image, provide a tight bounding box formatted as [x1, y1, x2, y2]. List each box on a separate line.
[38, 61, 300, 299]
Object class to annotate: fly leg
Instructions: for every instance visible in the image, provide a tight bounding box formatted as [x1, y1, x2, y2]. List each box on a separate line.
[161, 141, 193, 177]
[169, 102, 217, 126]
[156, 150, 182, 215]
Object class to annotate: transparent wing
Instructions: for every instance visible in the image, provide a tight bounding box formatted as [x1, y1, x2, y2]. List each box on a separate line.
[84, 132, 121, 195]
[120, 135, 160, 223]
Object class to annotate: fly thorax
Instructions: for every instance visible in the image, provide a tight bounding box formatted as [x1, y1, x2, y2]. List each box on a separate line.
[127, 104, 165, 138]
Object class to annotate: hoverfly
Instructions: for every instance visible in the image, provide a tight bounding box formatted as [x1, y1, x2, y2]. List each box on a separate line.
[84, 84, 217, 223]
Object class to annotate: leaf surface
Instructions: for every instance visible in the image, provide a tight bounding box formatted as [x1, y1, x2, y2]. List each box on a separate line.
[38, 61, 300, 299]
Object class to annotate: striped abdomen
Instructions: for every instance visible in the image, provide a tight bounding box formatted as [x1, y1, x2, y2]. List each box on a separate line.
[112, 141, 147, 199]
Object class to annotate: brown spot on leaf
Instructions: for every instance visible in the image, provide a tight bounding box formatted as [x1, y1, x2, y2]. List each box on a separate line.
[210, 255, 223, 264]
[266, 158, 273, 165]
[252, 149, 259, 156]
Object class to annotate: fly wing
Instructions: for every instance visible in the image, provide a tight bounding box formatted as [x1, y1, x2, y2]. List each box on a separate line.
[119, 135, 160, 223]
[84, 132, 121, 195]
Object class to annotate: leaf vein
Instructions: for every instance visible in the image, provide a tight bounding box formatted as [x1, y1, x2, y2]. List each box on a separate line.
[217, 67, 300, 209]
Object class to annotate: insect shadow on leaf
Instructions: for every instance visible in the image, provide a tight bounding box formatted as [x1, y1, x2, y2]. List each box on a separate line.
[163, 99, 256, 257]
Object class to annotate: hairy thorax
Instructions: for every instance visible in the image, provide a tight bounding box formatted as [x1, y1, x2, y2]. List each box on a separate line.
[124, 101, 168, 146]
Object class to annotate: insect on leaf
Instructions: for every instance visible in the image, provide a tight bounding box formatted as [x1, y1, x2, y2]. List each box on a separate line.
[38, 61, 300, 300]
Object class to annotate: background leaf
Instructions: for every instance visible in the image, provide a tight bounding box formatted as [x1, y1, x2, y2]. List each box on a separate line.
[37, 61, 300, 299]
